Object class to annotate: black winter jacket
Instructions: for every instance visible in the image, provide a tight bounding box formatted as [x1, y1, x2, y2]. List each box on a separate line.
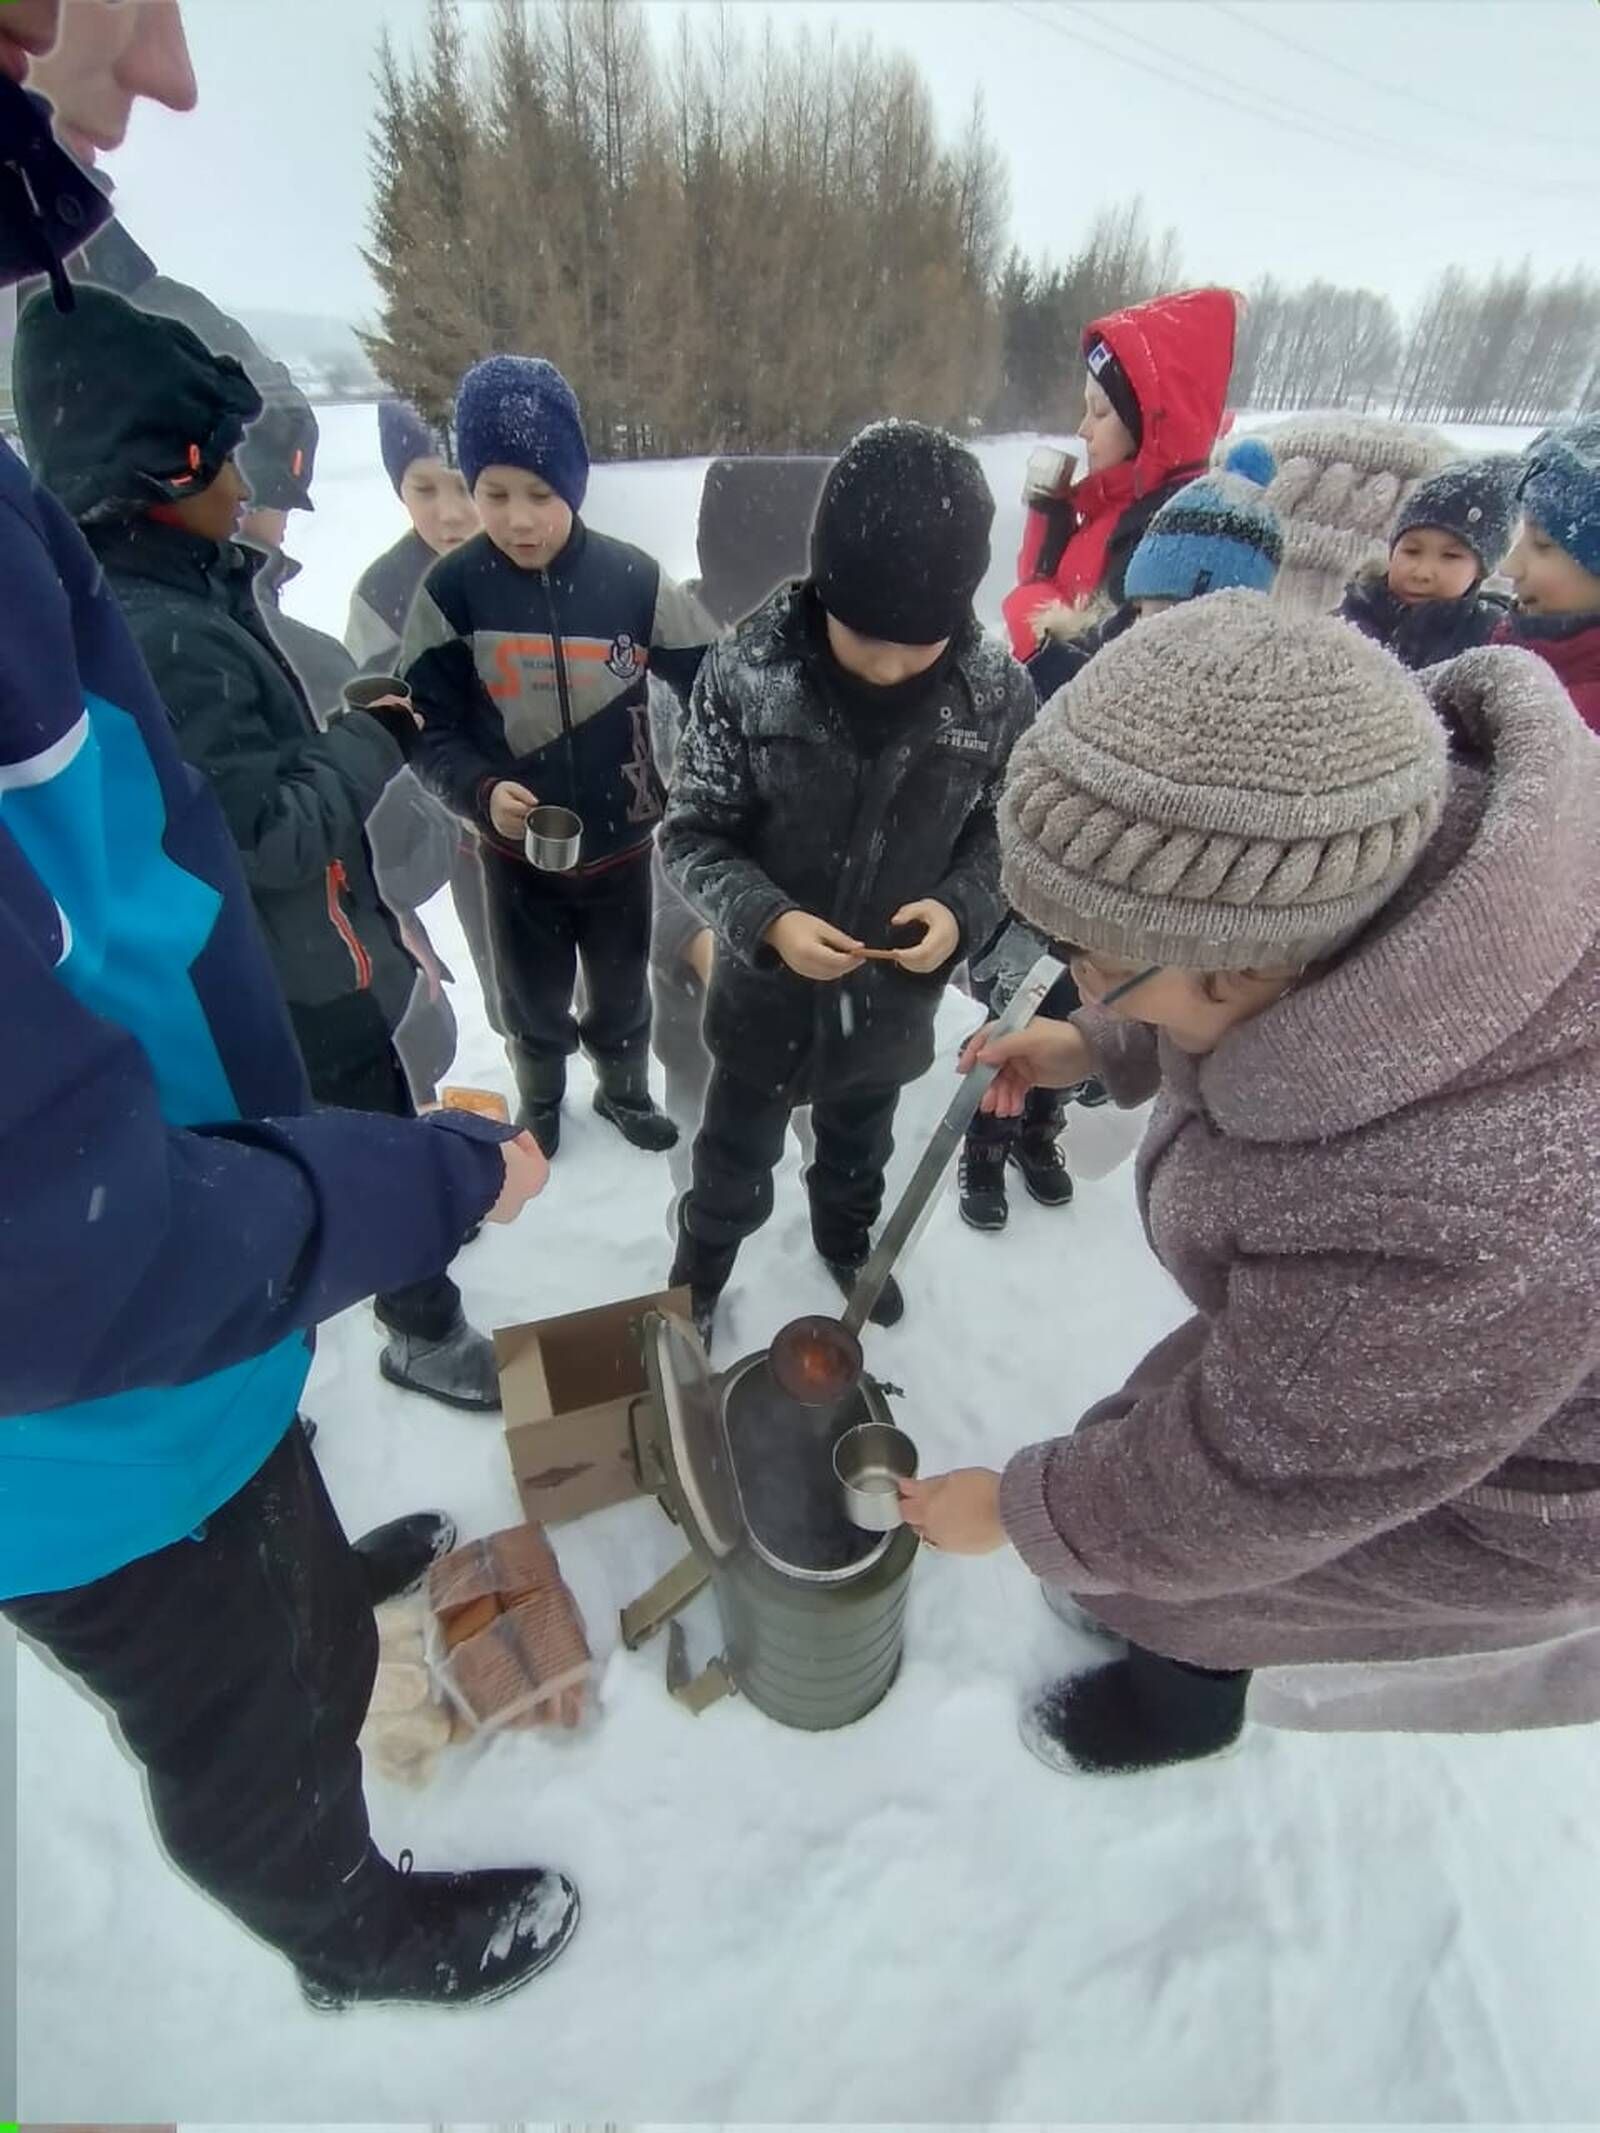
[92, 518, 418, 1028]
[401, 520, 711, 871]
[660, 584, 1037, 1099]
[1338, 570, 1510, 671]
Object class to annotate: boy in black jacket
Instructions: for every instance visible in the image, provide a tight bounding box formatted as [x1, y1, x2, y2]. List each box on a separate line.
[1338, 457, 1517, 671]
[661, 422, 1035, 1341]
[14, 285, 501, 1413]
[402, 356, 711, 1157]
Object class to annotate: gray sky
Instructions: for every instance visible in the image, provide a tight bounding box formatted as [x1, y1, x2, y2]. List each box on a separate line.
[108, 0, 1597, 329]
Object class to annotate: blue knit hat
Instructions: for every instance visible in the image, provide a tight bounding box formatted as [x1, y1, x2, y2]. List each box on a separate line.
[1390, 455, 1519, 575]
[455, 356, 589, 511]
[1123, 437, 1282, 603]
[1517, 416, 1600, 578]
[378, 398, 454, 495]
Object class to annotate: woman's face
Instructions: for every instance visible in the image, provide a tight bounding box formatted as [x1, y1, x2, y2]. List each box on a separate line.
[29, 0, 197, 166]
[1504, 516, 1600, 618]
[1068, 947, 1297, 1055]
[1077, 377, 1137, 476]
[400, 457, 479, 557]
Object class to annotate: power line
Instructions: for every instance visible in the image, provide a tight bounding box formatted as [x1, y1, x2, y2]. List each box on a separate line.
[1006, 0, 1587, 201]
[1203, 0, 1597, 159]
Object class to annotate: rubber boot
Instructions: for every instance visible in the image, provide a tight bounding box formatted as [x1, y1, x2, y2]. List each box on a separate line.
[509, 1043, 565, 1158]
[593, 1056, 679, 1153]
[352, 1512, 458, 1607]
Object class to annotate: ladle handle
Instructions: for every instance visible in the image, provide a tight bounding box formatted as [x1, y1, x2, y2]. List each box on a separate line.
[840, 954, 1066, 1337]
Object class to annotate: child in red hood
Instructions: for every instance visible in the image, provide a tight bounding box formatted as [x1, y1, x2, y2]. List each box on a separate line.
[1495, 417, 1600, 736]
[1003, 287, 1238, 659]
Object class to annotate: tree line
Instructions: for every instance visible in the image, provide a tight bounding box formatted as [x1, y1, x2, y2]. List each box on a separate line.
[364, 0, 1599, 456]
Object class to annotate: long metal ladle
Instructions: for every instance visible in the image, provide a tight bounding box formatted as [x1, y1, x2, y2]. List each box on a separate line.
[769, 952, 1070, 1406]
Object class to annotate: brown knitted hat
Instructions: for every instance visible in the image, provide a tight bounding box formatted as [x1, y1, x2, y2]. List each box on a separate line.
[998, 590, 1449, 972]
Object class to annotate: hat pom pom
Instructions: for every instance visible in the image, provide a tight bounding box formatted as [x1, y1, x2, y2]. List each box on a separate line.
[1224, 436, 1277, 490]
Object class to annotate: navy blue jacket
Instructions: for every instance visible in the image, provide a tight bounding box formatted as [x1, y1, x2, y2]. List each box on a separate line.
[401, 521, 711, 871]
[0, 86, 507, 1596]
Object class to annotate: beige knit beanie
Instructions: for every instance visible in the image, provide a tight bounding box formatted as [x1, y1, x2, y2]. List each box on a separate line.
[998, 590, 1449, 972]
[1254, 416, 1461, 614]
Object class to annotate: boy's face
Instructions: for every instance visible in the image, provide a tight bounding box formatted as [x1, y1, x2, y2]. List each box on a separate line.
[30, 0, 196, 166]
[401, 457, 479, 557]
[824, 613, 950, 687]
[1077, 377, 1137, 476]
[474, 466, 573, 571]
[158, 456, 248, 546]
[1388, 527, 1479, 607]
[0, 0, 63, 88]
[239, 504, 289, 552]
[1504, 515, 1600, 618]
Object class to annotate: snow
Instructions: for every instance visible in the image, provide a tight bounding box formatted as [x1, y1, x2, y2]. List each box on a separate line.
[16, 409, 1600, 2120]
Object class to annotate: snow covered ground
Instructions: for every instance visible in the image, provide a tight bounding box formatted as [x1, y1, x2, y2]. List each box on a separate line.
[16, 410, 1598, 2121]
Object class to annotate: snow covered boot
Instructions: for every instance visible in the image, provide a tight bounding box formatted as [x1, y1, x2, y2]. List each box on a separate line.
[1019, 1644, 1249, 1778]
[593, 1059, 679, 1153]
[1010, 1130, 1074, 1208]
[510, 1045, 564, 1159]
[297, 1851, 580, 2012]
[379, 1314, 501, 1413]
[352, 1512, 458, 1608]
[958, 1134, 1009, 1232]
[823, 1258, 904, 1327]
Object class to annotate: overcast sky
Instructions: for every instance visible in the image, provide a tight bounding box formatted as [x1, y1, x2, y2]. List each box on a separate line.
[108, 0, 1598, 329]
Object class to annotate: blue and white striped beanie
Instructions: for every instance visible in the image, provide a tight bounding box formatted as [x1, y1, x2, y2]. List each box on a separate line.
[1124, 437, 1283, 604]
[1517, 416, 1600, 578]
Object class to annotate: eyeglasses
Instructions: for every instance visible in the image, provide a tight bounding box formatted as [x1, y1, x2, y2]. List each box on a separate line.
[1050, 942, 1161, 1008]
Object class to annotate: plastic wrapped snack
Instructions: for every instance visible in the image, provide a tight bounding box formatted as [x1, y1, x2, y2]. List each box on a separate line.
[359, 1592, 463, 1786]
[426, 1522, 593, 1734]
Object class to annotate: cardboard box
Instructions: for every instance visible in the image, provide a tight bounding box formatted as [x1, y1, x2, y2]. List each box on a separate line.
[497, 1286, 691, 1525]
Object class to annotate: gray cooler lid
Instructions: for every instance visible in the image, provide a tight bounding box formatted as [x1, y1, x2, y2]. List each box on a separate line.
[645, 1311, 743, 1562]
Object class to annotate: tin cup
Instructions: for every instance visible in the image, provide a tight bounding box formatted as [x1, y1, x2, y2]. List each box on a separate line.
[523, 804, 583, 873]
[341, 673, 412, 715]
[832, 1420, 918, 1534]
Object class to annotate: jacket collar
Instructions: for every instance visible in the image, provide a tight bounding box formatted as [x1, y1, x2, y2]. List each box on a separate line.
[89, 513, 267, 603]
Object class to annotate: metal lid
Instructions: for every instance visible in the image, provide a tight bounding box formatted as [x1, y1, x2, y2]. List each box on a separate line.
[644, 1311, 742, 1561]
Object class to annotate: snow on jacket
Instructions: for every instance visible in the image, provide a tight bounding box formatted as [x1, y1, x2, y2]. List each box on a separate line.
[90, 517, 420, 1030]
[0, 443, 508, 1600]
[346, 526, 436, 674]
[1003, 289, 1237, 657]
[400, 519, 711, 872]
[1493, 608, 1600, 735]
[1338, 568, 1509, 672]
[660, 583, 1036, 1099]
[998, 647, 1600, 1693]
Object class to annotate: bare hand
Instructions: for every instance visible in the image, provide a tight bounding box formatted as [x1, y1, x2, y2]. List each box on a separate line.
[765, 910, 865, 981]
[898, 1468, 1006, 1554]
[489, 781, 539, 841]
[486, 1130, 550, 1223]
[890, 898, 960, 974]
[958, 1015, 1091, 1118]
[685, 927, 715, 990]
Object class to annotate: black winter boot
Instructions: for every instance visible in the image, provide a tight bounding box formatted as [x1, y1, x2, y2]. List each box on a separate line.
[1010, 1131, 1074, 1208]
[1019, 1643, 1249, 1777]
[593, 1059, 679, 1153]
[1071, 1077, 1110, 1108]
[352, 1512, 458, 1607]
[379, 1315, 501, 1413]
[297, 1849, 580, 2012]
[823, 1258, 905, 1327]
[510, 1044, 565, 1158]
[959, 1135, 1009, 1232]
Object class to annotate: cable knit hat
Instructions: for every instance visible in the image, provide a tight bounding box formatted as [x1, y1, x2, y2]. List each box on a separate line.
[1517, 416, 1600, 578]
[810, 419, 993, 644]
[1391, 455, 1520, 575]
[1261, 416, 1460, 614]
[999, 590, 1448, 972]
[455, 355, 589, 511]
[1123, 437, 1282, 602]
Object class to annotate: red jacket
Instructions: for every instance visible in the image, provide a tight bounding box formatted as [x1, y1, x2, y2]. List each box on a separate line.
[1494, 612, 1600, 735]
[1003, 287, 1238, 657]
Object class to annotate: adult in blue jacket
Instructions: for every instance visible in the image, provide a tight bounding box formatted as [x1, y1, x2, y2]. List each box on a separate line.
[0, 62, 577, 2012]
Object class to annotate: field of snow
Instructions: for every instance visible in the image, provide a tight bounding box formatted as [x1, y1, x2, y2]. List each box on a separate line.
[15, 408, 1599, 2121]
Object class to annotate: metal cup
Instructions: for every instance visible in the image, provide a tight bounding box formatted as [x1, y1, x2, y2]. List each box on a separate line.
[523, 804, 583, 873]
[341, 673, 412, 715]
[832, 1420, 918, 1534]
